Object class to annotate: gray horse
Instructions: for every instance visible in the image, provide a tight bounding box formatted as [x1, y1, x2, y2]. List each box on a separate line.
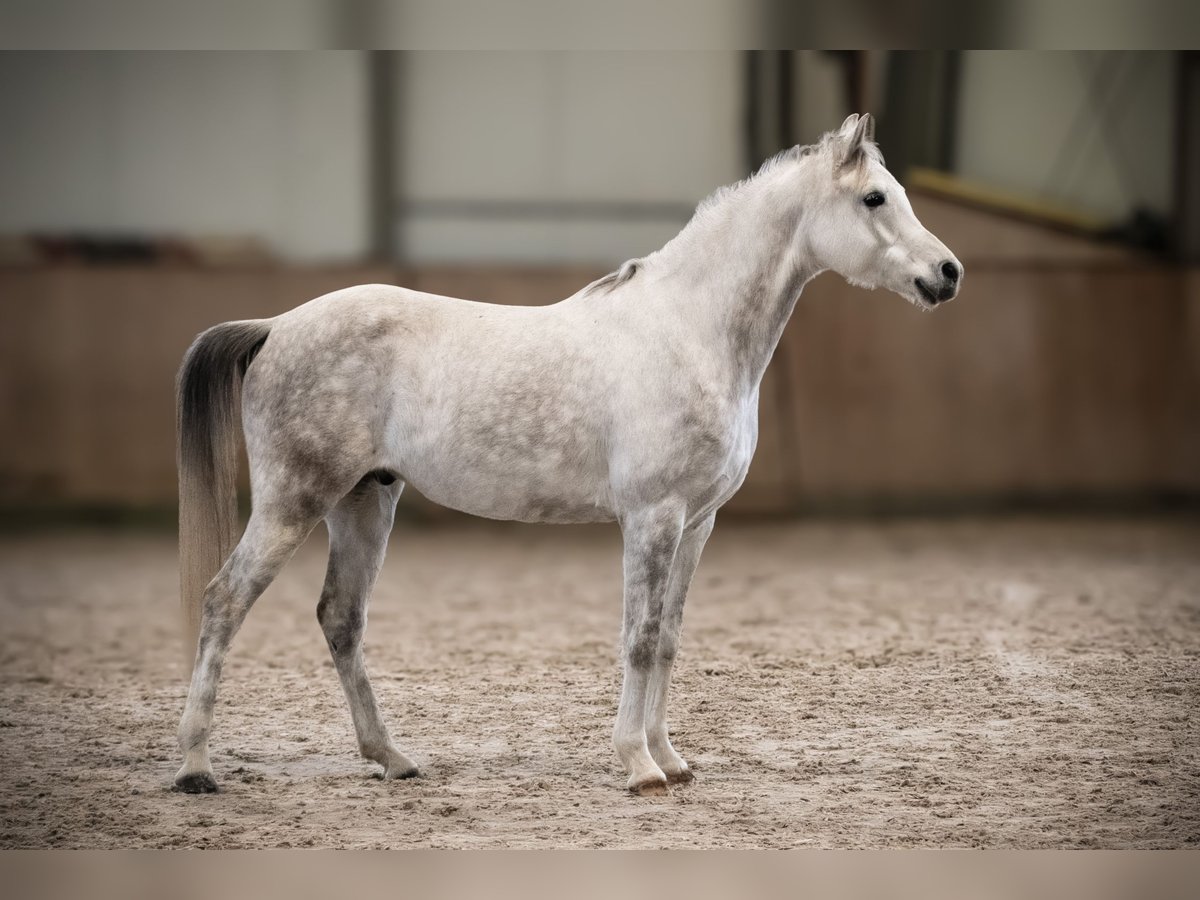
[174, 114, 961, 795]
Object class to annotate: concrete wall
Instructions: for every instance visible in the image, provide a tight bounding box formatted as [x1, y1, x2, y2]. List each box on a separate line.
[398, 51, 743, 263]
[0, 50, 747, 266]
[0, 1, 339, 49]
[954, 51, 1175, 222]
[4, 50, 1177, 267]
[0, 51, 369, 261]
[0, 264, 397, 508]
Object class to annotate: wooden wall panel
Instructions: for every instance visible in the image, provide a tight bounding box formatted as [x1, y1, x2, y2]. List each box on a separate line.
[781, 267, 1190, 504]
[1177, 271, 1200, 491]
[0, 265, 395, 507]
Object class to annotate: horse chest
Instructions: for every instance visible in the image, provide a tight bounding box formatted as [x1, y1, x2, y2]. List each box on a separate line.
[669, 394, 758, 516]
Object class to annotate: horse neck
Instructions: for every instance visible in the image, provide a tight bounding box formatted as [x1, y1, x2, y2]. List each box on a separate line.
[651, 169, 819, 394]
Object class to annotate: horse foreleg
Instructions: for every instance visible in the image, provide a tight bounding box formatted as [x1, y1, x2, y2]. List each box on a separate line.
[644, 512, 714, 784]
[614, 502, 684, 795]
[318, 476, 419, 781]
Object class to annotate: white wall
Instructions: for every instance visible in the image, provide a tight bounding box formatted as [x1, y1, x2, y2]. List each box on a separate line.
[0, 51, 368, 261]
[0, 50, 745, 266]
[954, 51, 1174, 221]
[10, 50, 1169, 266]
[0, 1, 337, 50]
[399, 51, 744, 263]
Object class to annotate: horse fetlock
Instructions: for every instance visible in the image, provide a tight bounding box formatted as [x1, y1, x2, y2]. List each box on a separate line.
[177, 714, 210, 752]
[360, 740, 418, 777]
[648, 734, 692, 781]
[612, 733, 647, 761]
[614, 730, 669, 793]
[174, 744, 217, 793]
[646, 729, 679, 760]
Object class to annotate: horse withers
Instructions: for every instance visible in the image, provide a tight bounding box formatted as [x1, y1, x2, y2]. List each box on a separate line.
[173, 114, 961, 796]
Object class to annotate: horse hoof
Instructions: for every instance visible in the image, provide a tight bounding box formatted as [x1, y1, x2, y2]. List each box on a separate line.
[380, 765, 421, 781]
[174, 771, 219, 794]
[666, 767, 695, 785]
[630, 777, 670, 797]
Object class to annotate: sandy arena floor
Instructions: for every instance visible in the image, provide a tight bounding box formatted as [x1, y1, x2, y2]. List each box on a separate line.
[0, 516, 1197, 848]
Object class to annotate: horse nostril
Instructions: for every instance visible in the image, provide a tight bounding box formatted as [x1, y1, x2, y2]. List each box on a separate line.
[941, 261, 960, 283]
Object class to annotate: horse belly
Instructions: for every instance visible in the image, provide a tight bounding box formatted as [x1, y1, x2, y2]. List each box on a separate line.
[395, 391, 615, 524]
[403, 453, 615, 524]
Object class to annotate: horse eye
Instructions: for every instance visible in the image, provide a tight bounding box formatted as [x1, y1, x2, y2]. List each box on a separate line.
[863, 192, 886, 208]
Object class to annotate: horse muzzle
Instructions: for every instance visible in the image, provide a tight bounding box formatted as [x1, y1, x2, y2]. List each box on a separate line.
[915, 259, 961, 306]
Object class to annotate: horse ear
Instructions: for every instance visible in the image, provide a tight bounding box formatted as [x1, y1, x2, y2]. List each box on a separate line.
[859, 112, 875, 143]
[838, 113, 874, 169]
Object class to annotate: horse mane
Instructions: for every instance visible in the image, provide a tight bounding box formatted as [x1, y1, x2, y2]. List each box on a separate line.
[581, 128, 884, 298]
[693, 143, 817, 219]
[695, 131, 883, 219]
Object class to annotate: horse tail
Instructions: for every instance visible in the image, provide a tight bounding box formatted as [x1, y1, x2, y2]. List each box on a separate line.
[176, 319, 272, 668]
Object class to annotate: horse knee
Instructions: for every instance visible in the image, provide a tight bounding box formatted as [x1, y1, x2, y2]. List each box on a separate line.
[657, 635, 680, 664]
[624, 618, 661, 670]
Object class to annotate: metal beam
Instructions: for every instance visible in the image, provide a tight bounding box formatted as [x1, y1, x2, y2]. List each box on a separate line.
[367, 50, 398, 262]
[1175, 51, 1200, 262]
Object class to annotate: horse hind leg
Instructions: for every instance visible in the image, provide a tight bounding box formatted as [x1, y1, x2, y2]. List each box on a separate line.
[175, 501, 321, 792]
[318, 473, 419, 781]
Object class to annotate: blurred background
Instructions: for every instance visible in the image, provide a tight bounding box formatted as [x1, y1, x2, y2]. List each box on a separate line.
[1, 46, 1198, 521]
[3, 22, 1200, 852]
